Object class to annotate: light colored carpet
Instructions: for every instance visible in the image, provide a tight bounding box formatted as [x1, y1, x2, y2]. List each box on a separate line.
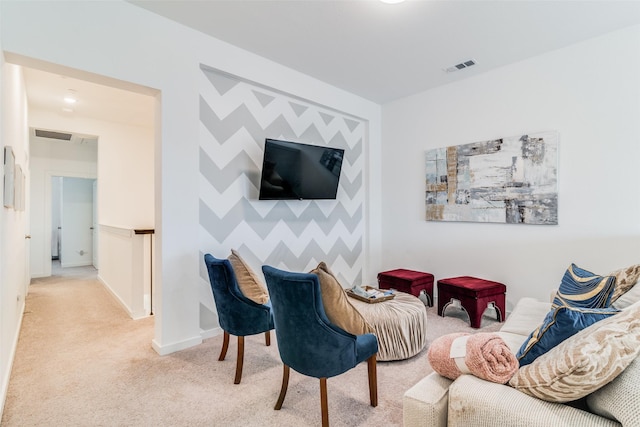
[2, 269, 501, 426]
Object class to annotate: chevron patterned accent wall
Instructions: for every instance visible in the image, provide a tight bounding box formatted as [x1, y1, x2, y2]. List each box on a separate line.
[198, 65, 366, 326]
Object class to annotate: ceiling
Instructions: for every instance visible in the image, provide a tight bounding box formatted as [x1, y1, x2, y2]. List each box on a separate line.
[130, 0, 640, 104]
[21, 0, 640, 130]
[23, 67, 156, 130]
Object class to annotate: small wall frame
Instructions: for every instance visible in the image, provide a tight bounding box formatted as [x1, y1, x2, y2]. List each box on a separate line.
[4, 146, 15, 209]
[15, 164, 24, 211]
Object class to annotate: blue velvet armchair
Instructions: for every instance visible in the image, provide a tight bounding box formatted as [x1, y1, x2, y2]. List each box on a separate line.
[204, 254, 275, 384]
[262, 265, 378, 427]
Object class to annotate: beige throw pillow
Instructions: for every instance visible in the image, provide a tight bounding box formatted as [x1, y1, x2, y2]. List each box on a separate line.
[310, 262, 373, 336]
[613, 279, 640, 310]
[608, 264, 640, 304]
[509, 301, 640, 402]
[228, 249, 269, 304]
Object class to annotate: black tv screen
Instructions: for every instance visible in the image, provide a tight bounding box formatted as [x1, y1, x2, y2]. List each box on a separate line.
[258, 138, 344, 200]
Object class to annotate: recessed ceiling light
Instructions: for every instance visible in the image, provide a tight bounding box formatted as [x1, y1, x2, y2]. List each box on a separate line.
[380, 0, 405, 4]
[64, 89, 77, 104]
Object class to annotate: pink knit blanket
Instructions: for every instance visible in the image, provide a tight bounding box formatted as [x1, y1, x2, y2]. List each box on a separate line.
[427, 332, 518, 384]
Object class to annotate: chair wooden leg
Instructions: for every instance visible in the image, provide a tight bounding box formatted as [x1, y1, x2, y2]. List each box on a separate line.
[367, 355, 378, 407]
[320, 377, 329, 427]
[275, 364, 290, 410]
[265, 330, 271, 346]
[218, 331, 230, 361]
[234, 336, 245, 384]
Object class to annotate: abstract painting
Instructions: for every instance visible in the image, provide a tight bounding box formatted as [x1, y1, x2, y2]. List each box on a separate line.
[425, 131, 558, 225]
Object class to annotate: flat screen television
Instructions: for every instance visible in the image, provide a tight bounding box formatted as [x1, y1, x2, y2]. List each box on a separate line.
[258, 138, 344, 200]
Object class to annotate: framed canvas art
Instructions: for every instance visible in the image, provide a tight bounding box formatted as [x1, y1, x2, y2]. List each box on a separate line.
[425, 131, 558, 225]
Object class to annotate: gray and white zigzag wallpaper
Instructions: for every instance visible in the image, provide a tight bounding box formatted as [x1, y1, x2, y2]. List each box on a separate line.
[198, 65, 366, 325]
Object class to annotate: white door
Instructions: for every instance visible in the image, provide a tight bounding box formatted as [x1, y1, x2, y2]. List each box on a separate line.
[92, 180, 98, 268]
[60, 177, 94, 268]
[51, 177, 62, 261]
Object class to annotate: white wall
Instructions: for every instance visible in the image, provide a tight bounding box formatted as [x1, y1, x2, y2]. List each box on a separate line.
[99, 226, 152, 319]
[381, 25, 640, 309]
[0, 61, 29, 419]
[28, 109, 155, 229]
[1, 1, 382, 356]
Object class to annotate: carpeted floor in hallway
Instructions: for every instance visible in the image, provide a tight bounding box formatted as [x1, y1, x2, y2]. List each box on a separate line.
[1, 266, 501, 426]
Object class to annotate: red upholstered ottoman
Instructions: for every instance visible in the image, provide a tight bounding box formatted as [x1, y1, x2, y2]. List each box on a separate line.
[377, 269, 434, 307]
[437, 276, 506, 329]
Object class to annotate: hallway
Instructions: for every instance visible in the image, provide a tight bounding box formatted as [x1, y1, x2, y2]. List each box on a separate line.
[2, 266, 155, 425]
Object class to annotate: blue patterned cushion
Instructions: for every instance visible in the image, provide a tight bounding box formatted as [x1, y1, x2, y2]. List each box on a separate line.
[517, 305, 620, 366]
[553, 264, 615, 309]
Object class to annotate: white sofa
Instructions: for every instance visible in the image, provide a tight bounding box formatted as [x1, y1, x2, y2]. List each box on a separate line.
[403, 297, 640, 427]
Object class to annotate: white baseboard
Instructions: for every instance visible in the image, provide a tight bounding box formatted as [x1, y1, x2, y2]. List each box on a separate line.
[200, 326, 222, 340]
[96, 275, 151, 320]
[151, 335, 203, 356]
[0, 297, 25, 421]
[97, 274, 135, 319]
[130, 311, 151, 320]
[60, 261, 93, 268]
[30, 272, 47, 279]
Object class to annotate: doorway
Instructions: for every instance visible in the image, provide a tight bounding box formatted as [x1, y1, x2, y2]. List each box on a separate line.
[20, 62, 157, 319]
[51, 176, 97, 270]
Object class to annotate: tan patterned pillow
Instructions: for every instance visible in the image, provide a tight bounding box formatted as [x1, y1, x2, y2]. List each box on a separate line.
[509, 301, 640, 402]
[613, 279, 640, 310]
[228, 249, 269, 304]
[609, 264, 640, 304]
[310, 262, 373, 335]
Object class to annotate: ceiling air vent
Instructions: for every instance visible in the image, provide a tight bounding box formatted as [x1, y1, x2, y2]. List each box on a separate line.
[445, 59, 477, 73]
[35, 129, 73, 141]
